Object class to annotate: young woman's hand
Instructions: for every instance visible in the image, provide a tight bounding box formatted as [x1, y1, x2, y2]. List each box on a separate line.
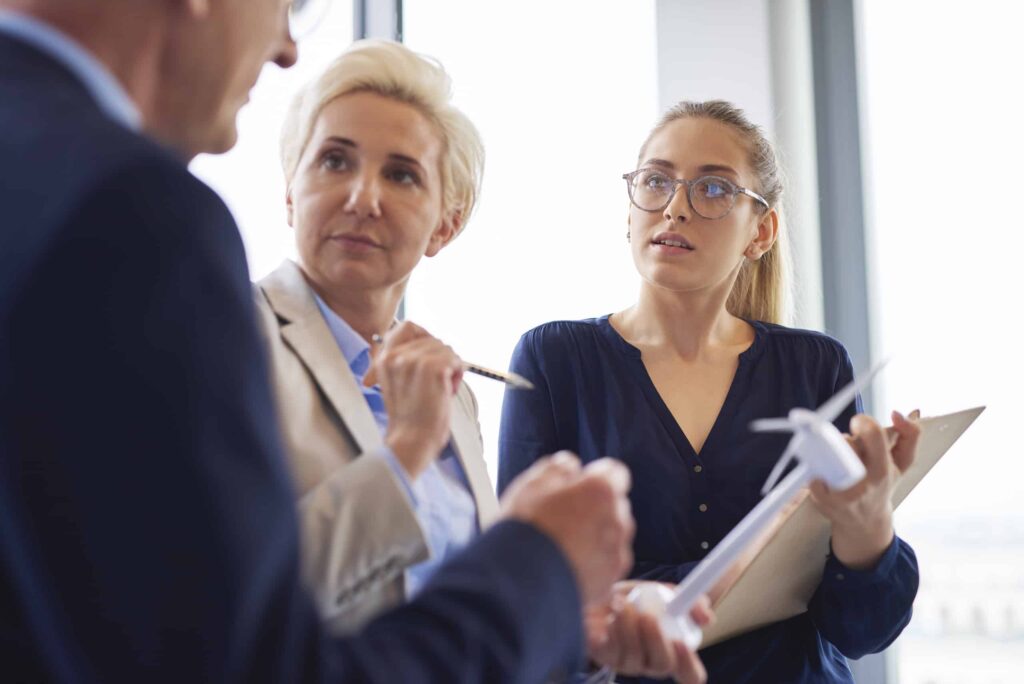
[809, 410, 921, 569]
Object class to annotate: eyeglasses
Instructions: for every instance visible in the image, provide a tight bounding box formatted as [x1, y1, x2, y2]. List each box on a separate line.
[288, 0, 330, 40]
[622, 168, 770, 220]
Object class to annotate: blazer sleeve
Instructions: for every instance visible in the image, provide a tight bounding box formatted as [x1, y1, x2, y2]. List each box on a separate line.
[5, 157, 585, 683]
[252, 291, 430, 633]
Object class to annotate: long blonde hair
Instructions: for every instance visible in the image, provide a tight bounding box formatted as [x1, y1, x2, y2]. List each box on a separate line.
[640, 100, 790, 324]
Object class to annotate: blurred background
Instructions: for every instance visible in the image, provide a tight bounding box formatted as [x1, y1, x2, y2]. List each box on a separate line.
[191, 1, 1023, 681]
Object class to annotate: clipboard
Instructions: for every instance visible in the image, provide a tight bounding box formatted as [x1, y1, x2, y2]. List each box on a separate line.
[700, 406, 985, 648]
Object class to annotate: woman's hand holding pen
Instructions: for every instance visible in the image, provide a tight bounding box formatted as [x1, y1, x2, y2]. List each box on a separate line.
[373, 321, 464, 480]
[809, 410, 922, 570]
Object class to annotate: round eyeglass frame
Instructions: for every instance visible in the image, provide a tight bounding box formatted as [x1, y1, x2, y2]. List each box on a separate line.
[622, 169, 770, 220]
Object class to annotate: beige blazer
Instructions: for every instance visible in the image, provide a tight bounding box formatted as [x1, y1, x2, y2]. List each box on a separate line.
[254, 260, 500, 634]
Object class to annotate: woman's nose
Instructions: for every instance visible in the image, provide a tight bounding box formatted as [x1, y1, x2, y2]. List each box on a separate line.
[664, 184, 691, 223]
[343, 175, 383, 218]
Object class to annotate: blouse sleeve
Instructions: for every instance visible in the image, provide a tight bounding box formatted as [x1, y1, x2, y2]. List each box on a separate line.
[807, 342, 920, 657]
[809, 536, 919, 658]
[497, 331, 562, 495]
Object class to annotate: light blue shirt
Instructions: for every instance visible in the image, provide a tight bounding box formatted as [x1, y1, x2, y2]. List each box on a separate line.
[0, 10, 141, 131]
[313, 295, 478, 597]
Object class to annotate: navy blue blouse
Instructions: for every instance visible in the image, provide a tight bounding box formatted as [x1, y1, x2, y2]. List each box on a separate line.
[497, 316, 918, 684]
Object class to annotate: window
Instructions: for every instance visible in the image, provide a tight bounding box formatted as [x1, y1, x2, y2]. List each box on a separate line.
[402, 0, 659, 479]
[861, 2, 1024, 681]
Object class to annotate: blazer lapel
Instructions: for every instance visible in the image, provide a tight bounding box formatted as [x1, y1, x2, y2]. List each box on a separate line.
[450, 400, 500, 529]
[260, 261, 382, 455]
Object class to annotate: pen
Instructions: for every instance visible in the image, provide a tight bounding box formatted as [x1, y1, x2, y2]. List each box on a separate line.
[370, 334, 535, 390]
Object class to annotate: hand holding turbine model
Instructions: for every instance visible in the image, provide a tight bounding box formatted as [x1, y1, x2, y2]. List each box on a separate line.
[628, 362, 889, 651]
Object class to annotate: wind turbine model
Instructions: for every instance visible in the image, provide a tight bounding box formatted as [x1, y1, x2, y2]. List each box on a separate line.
[628, 361, 888, 651]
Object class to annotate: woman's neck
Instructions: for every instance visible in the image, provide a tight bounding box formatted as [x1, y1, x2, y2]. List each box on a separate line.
[301, 269, 405, 344]
[615, 281, 751, 360]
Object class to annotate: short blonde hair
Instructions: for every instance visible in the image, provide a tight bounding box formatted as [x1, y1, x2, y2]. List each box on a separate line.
[640, 100, 791, 324]
[280, 39, 484, 230]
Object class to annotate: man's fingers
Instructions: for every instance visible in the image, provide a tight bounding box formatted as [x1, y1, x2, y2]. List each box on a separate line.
[689, 594, 714, 627]
[613, 607, 645, 674]
[636, 612, 673, 676]
[671, 641, 707, 684]
[582, 457, 632, 495]
[498, 451, 580, 507]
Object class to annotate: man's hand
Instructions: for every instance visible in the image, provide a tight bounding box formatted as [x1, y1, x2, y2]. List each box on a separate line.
[373, 321, 464, 479]
[586, 581, 712, 683]
[499, 453, 635, 606]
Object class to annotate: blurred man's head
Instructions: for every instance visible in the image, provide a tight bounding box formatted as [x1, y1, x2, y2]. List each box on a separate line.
[153, 0, 298, 157]
[2, 0, 298, 158]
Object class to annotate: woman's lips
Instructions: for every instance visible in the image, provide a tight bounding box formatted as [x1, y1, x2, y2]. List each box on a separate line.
[329, 234, 382, 253]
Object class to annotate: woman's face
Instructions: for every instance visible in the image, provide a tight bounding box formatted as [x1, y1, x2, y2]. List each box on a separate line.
[287, 91, 455, 295]
[627, 117, 775, 298]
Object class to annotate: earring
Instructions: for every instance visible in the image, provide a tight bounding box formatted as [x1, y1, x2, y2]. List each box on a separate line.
[626, 230, 631, 242]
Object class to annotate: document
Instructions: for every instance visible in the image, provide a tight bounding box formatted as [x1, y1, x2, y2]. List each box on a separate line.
[700, 406, 985, 648]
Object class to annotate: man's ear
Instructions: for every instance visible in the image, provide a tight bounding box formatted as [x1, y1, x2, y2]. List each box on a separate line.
[425, 211, 462, 257]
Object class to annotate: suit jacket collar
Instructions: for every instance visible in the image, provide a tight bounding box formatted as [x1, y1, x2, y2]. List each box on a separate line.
[259, 260, 497, 527]
[0, 12, 141, 130]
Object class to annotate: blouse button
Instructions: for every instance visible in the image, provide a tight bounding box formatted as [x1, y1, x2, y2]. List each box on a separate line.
[700, 541, 710, 550]
[693, 465, 703, 473]
[836, 573, 845, 581]
[698, 503, 708, 512]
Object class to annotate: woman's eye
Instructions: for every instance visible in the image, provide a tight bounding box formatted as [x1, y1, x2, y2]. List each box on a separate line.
[644, 173, 670, 190]
[387, 168, 420, 186]
[703, 182, 727, 198]
[321, 151, 349, 171]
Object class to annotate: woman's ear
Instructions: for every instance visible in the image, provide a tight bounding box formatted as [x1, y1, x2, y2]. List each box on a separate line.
[425, 211, 462, 257]
[285, 187, 294, 227]
[746, 207, 779, 260]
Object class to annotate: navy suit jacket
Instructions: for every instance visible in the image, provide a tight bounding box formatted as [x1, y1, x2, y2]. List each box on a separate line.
[0, 33, 583, 683]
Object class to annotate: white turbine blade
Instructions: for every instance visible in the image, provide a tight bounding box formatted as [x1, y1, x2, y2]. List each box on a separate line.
[749, 418, 795, 433]
[761, 434, 802, 495]
[816, 358, 889, 423]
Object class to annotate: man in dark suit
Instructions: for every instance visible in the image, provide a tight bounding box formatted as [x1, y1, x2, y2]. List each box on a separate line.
[0, 1, 709, 682]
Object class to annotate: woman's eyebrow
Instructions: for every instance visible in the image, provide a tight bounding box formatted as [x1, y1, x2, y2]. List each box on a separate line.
[388, 153, 425, 171]
[641, 158, 675, 170]
[323, 136, 357, 148]
[698, 163, 739, 178]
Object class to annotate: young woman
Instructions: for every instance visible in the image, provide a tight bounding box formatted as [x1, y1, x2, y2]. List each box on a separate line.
[498, 100, 921, 683]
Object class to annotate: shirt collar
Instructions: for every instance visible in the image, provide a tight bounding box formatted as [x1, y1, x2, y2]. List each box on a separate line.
[0, 10, 142, 131]
[313, 293, 372, 379]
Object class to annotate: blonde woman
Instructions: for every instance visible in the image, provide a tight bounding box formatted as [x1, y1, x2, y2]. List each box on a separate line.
[256, 40, 710, 682]
[498, 101, 922, 683]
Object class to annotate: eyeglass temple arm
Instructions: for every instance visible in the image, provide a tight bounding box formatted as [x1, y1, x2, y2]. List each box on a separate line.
[739, 187, 770, 210]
